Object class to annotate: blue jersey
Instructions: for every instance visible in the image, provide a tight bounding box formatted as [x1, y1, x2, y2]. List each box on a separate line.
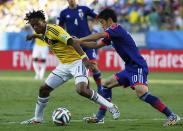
[102, 24, 148, 72]
[58, 5, 97, 38]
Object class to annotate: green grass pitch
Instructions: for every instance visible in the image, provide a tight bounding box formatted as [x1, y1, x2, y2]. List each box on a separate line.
[0, 71, 183, 131]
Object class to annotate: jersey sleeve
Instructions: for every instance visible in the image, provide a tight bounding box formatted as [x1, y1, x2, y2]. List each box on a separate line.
[100, 38, 111, 46]
[85, 6, 97, 18]
[105, 27, 121, 38]
[48, 25, 71, 45]
[57, 28, 72, 45]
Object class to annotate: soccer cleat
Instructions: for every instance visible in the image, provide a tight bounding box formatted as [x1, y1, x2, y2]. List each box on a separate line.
[163, 113, 180, 126]
[83, 115, 104, 124]
[20, 118, 41, 125]
[109, 105, 120, 120]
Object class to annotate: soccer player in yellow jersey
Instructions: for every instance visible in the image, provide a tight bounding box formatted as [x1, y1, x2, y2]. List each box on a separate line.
[21, 10, 120, 124]
[32, 38, 49, 80]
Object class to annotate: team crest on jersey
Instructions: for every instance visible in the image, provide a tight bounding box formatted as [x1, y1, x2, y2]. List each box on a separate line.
[78, 9, 84, 20]
[66, 15, 70, 18]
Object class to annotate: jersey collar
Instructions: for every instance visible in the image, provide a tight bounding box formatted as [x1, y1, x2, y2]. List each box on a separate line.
[110, 23, 119, 29]
[68, 4, 78, 9]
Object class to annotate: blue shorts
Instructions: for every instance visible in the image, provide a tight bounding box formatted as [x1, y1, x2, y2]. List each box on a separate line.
[82, 47, 97, 60]
[115, 68, 148, 89]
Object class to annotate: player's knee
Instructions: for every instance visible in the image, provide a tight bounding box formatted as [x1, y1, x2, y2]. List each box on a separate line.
[40, 59, 46, 63]
[39, 84, 53, 97]
[90, 64, 99, 72]
[33, 58, 38, 61]
[103, 81, 112, 88]
[75, 76, 88, 85]
[75, 82, 88, 96]
[135, 85, 148, 97]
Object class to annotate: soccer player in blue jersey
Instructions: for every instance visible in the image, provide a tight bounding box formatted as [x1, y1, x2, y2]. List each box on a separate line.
[58, 0, 110, 123]
[76, 8, 180, 126]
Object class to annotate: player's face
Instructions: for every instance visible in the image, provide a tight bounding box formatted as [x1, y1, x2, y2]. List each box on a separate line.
[98, 18, 108, 30]
[67, 0, 76, 7]
[29, 18, 46, 34]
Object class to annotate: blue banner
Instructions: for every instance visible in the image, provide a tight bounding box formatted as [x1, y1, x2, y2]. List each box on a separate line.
[0, 32, 33, 50]
[1, 31, 183, 50]
[146, 31, 183, 49]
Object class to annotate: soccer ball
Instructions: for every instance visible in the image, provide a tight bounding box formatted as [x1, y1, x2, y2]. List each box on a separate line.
[52, 107, 71, 126]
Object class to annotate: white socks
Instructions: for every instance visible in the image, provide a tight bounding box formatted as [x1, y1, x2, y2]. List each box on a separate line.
[34, 97, 49, 121]
[39, 63, 46, 79]
[33, 61, 40, 79]
[91, 90, 113, 108]
[33, 61, 46, 80]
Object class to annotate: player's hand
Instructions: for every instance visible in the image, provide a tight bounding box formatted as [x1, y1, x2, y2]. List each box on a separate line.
[73, 38, 82, 45]
[26, 34, 42, 41]
[82, 57, 95, 70]
[26, 34, 35, 41]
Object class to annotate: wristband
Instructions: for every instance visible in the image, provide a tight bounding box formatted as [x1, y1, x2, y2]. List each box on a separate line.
[81, 54, 87, 59]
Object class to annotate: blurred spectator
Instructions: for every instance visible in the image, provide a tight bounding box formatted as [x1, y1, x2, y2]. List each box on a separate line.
[0, 0, 65, 32]
[148, 7, 161, 31]
[0, 0, 183, 33]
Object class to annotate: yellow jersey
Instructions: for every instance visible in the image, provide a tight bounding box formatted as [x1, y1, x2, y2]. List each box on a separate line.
[35, 38, 47, 46]
[42, 24, 81, 64]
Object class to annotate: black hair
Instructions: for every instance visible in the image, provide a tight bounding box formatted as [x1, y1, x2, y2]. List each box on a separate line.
[24, 10, 45, 23]
[98, 8, 117, 22]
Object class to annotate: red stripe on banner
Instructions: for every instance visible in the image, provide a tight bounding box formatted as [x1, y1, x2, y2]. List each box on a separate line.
[0, 50, 183, 72]
[97, 49, 183, 72]
[0, 50, 58, 71]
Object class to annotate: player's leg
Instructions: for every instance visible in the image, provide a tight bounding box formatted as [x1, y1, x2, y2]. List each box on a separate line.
[84, 71, 129, 123]
[83, 48, 103, 93]
[32, 58, 40, 79]
[32, 57, 39, 79]
[32, 44, 41, 79]
[21, 64, 70, 124]
[135, 85, 180, 126]
[90, 62, 103, 94]
[84, 48, 109, 122]
[131, 68, 180, 126]
[39, 59, 46, 80]
[85, 75, 118, 123]
[39, 46, 49, 80]
[70, 60, 120, 120]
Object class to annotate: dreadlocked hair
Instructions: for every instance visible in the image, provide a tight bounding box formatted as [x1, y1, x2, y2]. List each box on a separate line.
[24, 10, 45, 23]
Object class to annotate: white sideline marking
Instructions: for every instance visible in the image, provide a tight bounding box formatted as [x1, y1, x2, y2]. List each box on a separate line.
[0, 76, 183, 84]
[0, 117, 182, 125]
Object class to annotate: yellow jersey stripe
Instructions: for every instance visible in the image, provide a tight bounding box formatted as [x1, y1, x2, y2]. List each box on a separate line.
[47, 27, 59, 36]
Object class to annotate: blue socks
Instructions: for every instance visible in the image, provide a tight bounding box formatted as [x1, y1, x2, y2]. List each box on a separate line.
[140, 92, 172, 117]
[96, 86, 112, 120]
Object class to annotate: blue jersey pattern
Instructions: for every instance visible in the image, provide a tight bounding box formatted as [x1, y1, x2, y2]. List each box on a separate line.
[102, 24, 148, 72]
[58, 5, 97, 60]
[58, 5, 96, 38]
[102, 24, 149, 88]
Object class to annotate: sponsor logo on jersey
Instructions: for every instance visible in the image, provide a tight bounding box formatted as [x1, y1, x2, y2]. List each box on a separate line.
[66, 15, 70, 18]
[60, 34, 68, 41]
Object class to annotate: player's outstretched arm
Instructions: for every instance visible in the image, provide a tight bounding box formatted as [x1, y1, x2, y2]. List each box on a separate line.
[73, 38, 105, 49]
[80, 41, 105, 49]
[80, 32, 107, 42]
[67, 38, 86, 56]
[67, 38, 95, 70]
[26, 34, 42, 41]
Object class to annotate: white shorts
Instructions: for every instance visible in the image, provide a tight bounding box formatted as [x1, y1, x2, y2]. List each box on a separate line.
[45, 60, 89, 89]
[32, 44, 49, 59]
